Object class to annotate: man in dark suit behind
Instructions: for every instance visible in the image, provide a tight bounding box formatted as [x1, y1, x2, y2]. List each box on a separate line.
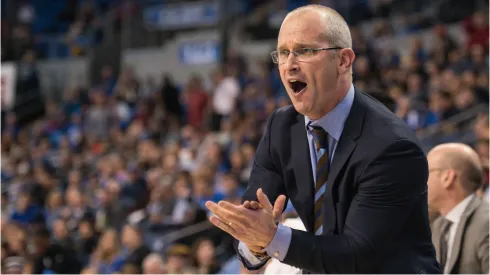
[205, 4, 441, 274]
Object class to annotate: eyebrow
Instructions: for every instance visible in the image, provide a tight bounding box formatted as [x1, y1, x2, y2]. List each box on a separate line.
[277, 43, 317, 51]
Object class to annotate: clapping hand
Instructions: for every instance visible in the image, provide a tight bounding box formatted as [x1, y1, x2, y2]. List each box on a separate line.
[205, 188, 287, 251]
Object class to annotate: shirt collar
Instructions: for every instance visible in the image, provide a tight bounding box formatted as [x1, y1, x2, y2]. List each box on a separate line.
[445, 193, 475, 224]
[304, 84, 355, 141]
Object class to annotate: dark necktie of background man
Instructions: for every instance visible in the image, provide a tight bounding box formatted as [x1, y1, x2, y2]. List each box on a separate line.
[439, 218, 452, 272]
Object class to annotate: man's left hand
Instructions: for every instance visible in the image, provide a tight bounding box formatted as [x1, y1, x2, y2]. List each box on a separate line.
[205, 188, 286, 249]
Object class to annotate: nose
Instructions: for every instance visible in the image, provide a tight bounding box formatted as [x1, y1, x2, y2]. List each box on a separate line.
[281, 52, 300, 72]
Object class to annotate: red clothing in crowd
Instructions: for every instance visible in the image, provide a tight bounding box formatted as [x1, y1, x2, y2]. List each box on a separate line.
[463, 16, 489, 50]
[185, 89, 209, 129]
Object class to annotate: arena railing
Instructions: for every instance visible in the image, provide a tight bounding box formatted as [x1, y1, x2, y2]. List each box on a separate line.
[417, 103, 488, 152]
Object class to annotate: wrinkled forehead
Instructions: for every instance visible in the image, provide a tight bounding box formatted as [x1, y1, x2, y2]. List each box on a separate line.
[277, 12, 327, 50]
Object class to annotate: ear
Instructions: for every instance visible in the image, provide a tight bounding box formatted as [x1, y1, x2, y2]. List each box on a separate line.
[441, 169, 456, 189]
[338, 48, 356, 74]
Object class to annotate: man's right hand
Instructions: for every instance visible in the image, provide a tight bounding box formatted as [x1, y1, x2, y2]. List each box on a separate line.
[242, 192, 287, 253]
[242, 200, 266, 253]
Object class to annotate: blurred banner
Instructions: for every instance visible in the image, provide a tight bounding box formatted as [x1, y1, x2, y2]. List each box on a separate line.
[122, 30, 220, 86]
[1, 62, 17, 110]
[179, 40, 221, 65]
[144, 1, 220, 30]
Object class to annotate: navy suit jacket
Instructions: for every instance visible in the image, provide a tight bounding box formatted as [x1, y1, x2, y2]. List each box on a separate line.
[234, 90, 441, 274]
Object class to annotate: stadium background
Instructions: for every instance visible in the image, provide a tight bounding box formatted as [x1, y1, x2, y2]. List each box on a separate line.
[0, 0, 488, 273]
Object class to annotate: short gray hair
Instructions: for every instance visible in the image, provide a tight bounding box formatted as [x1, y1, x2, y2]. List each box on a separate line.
[143, 253, 164, 267]
[286, 4, 352, 48]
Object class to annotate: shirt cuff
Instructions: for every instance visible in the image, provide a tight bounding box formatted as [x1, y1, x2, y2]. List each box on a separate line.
[265, 223, 292, 261]
[238, 241, 269, 267]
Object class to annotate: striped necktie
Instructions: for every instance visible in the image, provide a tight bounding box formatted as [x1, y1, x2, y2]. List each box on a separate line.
[310, 126, 329, 235]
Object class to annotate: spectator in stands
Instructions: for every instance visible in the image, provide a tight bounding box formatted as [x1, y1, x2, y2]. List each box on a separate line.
[120, 262, 140, 273]
[84, 90, 111, 140]
[77, 1, 96, 27]
[241, 82, 266, 117]
[98, 65, 117, 96]
[3, 255, 25, 274]
[427, 143, 488, 274]
[10, 190, 44, 226]
[475, 139, 489, 176]
[139, 75, 158, 100]
[463, 11, 489, 50]
[2, 223, 28, 261]
[210, 68, 240, 132]
[142, 253, 166, 274]
[17, 0, 35, 26]
[165, 244, 196, 274]
[65, 19, 87, 56]
[52, 218, 75, 248]
[93, 185, 126, 231]
[182, 75, 209, 131]
[432, 24, 458, 59]
[17, 50, 39, 94]
[114, 67, 139, 106]
[473, 113, 489, 196]
[62, 187, 93, 231]
[90, 228, 125, 273]
[10, 25, 33, 61]
[121, 224, 151, 268]
[161, 74, 183, 124]
[28, 227, 81, 274]
[191, 237, 221, 274]
[473, 113, 489, 143]
[425, 91, 459, 127]
[193, 173, 225, 210]
[454, 86, 477, 112]
[44, 190, 63, 229]
[170, 179, 198, 225]
[80, 265, 97, 274]
[75, 217, 99, 266]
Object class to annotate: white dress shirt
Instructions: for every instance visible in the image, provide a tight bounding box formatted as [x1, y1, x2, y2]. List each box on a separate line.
[443, 193, 475, 274]
[263, 217, 306, 274]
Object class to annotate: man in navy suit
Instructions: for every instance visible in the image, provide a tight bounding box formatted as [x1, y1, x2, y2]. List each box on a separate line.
[206, 4, 441, 274]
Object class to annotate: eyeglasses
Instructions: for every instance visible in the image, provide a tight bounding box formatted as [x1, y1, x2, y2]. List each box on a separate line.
[270, 47, 343, 64]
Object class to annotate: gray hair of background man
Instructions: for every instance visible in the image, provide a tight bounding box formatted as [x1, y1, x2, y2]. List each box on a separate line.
[142, 253, 165, 274]
[283, 5, 352, 49]
[432, 143, 484, 193]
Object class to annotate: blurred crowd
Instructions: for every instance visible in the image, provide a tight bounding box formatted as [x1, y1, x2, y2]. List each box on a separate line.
[1, 61, 285, 273]
[1, 0, 138, 60]
[1, 0, 489, 274]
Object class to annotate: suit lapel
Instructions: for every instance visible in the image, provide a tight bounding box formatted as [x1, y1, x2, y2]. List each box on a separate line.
[446, 196, 481, 273]
[327, 138, 356, 189]
[323, 90, 365, 234]
[431, 218, 444, 264]
[291, 114, 315, 232]
[327, 90, 365, 183]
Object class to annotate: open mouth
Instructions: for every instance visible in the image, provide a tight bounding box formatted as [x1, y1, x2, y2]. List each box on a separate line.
[289, 80, 307, 94]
